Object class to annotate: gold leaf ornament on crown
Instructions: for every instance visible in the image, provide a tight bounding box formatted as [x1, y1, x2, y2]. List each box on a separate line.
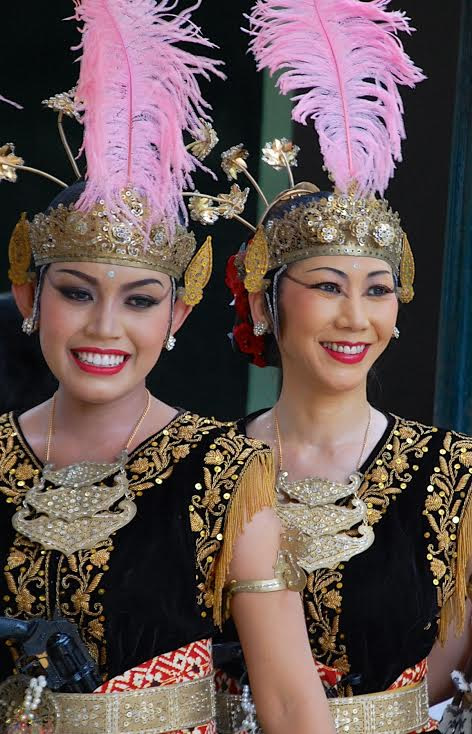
[4, 85, 414, 300]
[3, 91, 255, 292]
[185, 139, 416, 303]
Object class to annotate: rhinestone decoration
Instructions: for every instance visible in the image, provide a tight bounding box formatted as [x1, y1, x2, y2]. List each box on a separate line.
[221, 144, 249, 181]
[261, 138, 300, 171]
[187, 119, 219, 161]
[265, 190, 404, 275]
[42, 87, 81, 121]
[276, 471, 375, 572]
[0, 143, 24, 183]
[12, 453, 137, 556]
[28, 189, 197, 279]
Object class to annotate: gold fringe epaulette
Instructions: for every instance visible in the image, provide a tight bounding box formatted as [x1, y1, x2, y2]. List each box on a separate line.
[439, 492, 472, 643]
[213, 450, 275, 628]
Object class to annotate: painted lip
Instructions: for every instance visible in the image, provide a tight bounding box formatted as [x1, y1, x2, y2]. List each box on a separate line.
[70, 346, 131, 376]
[320, 341, 371, 365]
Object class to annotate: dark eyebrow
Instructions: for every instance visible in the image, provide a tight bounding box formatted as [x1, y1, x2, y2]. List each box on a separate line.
[121, 278, 164, 290]
[306, 267, 348, 279]
[56, 269, 164, 289]
[367, 270, 392, 278]
[305, 266, 392, 278]
[57, 268, 97, 285]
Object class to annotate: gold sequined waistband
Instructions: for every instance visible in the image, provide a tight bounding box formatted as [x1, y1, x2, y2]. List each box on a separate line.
[216, 678, 429, 734]
[53, 674, 215, 734]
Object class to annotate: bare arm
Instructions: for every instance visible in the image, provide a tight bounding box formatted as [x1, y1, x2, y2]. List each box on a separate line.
[428, 558, 472, 706]
[228, 507, 335, 734]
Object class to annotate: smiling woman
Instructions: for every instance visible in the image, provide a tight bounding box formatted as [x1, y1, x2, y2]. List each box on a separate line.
[212, 1, 472, 733]
[0, 2, 335, 734]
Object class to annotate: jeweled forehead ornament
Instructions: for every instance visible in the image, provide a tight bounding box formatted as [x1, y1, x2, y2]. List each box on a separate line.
[3, 0, 253, 308]
[188, 0, 424, 305]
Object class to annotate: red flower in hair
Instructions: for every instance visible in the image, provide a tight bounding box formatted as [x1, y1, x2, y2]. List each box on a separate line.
[233, 323, 267, 368]
[225, 255, 244, 298]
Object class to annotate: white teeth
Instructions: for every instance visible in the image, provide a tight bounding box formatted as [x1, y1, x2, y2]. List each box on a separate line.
[75, 351, 126, 367]
[321, 342, 366, 355]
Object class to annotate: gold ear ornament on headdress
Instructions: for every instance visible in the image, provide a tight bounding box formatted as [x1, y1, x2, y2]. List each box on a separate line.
[8, 213, 34, 286]
[398, 235, 415, 304]
[244, 227, 270, 293]
[179, 236, 213, 307]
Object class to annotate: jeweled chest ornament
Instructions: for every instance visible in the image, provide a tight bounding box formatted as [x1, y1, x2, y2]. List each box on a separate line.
[273, 407, 375, 572]
[12, 390, 151, 555]
[13, 454, 136, 556]
[276, 471, 374, 572]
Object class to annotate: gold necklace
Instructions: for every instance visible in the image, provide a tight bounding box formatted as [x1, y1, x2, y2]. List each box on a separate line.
[45, 389, 151, 463]
[273, 406, 375, 572]
[13, 390, 152, 556]
[273, 405, 371, 475]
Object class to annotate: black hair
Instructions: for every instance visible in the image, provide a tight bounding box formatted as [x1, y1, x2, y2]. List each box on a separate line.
[46, 181, 86, 212]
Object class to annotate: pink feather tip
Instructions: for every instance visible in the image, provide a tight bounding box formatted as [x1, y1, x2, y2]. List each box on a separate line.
[74, 0, 224, 234]
[248, 0, 426, 196]
[0, 95, 22, 109]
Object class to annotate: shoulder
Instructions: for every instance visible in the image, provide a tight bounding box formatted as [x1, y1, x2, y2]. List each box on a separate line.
[177, 412, 271, 461]
[390, 413, 472, 463]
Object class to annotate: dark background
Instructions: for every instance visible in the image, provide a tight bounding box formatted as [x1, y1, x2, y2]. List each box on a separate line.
[0, 2, 461, 423]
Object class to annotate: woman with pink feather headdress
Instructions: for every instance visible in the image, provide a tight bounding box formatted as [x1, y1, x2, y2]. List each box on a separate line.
[195, 0, 472, 733]
[0, 1, 336, 733]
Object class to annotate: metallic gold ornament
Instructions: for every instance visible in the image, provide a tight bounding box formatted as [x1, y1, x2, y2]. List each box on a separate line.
[180, 236, 213, 306]
[243, 227, 269, 293]
[12, 454, 137, 556]
[29, 189, 197, 280]
[398, 234, 415, 303]
[8, 213, 33, 285]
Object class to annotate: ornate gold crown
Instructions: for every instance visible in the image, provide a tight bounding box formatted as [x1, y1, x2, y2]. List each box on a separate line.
[188, 140, 415, 303]
[1, 98, 248, 305]
[29, 189, 197, 280]
[265, 188, 403, 273]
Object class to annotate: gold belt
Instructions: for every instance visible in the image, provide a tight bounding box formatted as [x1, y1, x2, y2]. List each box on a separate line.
[216, 678, 430, 734]
[52, 675, 215, 734]
[0, 673, 215, 734]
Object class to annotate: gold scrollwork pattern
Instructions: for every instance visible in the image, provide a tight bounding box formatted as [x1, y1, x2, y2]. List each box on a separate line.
[189, 425, 266, 617]
[0, 411, 249, 675]
[422, 431, 472, 609]
[305, 416, 436, 676]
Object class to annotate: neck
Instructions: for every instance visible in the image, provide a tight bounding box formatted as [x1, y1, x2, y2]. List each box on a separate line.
[276, 374, 370, 449]
[51, 382, 150, 455]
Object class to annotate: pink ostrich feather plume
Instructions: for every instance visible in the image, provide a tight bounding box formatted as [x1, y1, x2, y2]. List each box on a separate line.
[248, 0, 425, 196]
[74, 0, 224, 231]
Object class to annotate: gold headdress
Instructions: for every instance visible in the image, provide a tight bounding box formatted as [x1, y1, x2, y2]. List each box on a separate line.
[189, 1, 425, 304]
[2, 0, 253, 307]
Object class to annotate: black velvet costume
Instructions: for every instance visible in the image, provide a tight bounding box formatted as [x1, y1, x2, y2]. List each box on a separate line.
[0, 410, 272, 682]
[217, 412, 472, 731]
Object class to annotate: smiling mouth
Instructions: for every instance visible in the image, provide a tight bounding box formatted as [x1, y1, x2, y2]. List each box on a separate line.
[320, 342, 368, 355]
[320, 341, 370, 364]
[70, 348, 131, 374]
[72, 350, 128, 367]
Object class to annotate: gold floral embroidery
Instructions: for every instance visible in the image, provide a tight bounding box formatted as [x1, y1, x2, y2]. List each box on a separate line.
[0, 411, 232, 673]
[423, 431, 472, 608]
[306, 416, 435, 676]
[359, 416, 435, 521]
[189, 422, 266, 614]
[305, 567, 349, 676]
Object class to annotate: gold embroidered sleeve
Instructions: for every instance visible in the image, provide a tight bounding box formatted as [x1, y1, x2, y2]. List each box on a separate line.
[423, 430, 472, 641]
[189, 428, 275, 629]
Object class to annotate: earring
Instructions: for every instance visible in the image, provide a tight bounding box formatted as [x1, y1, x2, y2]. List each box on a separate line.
[166, 335, 176, 351]
[393, 326, 400, 340]
[22, 315, 36, 335]
[253, 321, 267, 337]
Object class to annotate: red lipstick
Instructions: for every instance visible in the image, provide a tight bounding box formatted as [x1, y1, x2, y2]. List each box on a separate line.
[321, 341, 370, 365]
[70, 347, 131, 376]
